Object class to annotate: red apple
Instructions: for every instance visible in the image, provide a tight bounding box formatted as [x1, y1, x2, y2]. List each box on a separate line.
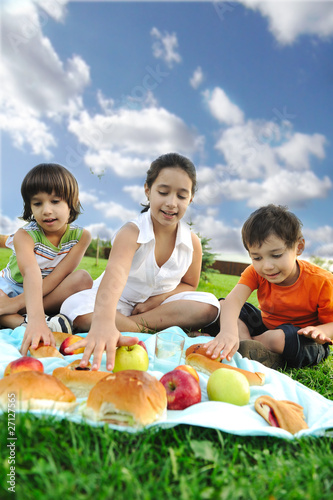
[159, 369, 201, 410]
[113, 344, 149, 373]
[4, 356, 44, 376]
[137, 340, 148, 353]
[175, 364, 200, 383]
[59, 335, 85, 356]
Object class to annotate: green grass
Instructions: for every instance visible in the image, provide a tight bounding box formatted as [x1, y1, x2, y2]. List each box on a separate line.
[0, 250, 333, 499]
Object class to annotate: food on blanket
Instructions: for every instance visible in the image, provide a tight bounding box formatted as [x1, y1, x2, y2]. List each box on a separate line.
[83, 370, 167, 427]
[186, 353, 265, 387]
[52, 360, 108, 398]
[174, 364, 200, 382]
[254, 395, 309, 434]
[29, 344, 63, 359]
[113, 344, 149, 373]
[207, 369, 250, 406]
[52, 331, 74, 347]
[4, 356, 44, 376]
[137, 340, 148, 353]
[159, 369, 201, 410]
[59, 335, 85, 356]
[0, 371, 77, 412]
[185, 343, 222, 362]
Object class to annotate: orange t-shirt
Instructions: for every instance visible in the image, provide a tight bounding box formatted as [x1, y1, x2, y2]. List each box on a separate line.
[238, 260, 333, 329]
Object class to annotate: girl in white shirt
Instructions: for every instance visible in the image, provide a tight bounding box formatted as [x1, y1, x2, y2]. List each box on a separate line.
[62, 153, 220, 370]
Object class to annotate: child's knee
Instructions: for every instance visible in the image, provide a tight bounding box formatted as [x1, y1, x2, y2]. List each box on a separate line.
[74, 270, 93, 291]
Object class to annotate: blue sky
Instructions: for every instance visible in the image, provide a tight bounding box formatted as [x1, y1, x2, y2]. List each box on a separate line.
[1, 0, 333, 261]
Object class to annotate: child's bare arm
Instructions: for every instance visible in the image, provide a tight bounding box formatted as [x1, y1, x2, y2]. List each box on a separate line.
[35, 228, 92, 297]
[203, 284, 252, 361]
[132, 233, 202, 315]
[14, 230, 55, 354]
[0, 229, 91, 315]
[67, 224, 140, 370]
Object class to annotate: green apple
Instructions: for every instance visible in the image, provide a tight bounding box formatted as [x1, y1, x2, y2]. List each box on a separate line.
[113, 344, 149, 373]
[207, 368, 250, 406]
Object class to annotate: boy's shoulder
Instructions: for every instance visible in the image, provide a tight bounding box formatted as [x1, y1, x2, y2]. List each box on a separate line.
[299, 259, 333, 281]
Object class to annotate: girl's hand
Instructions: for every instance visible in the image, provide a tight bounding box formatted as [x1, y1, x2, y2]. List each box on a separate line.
[67, 327, 139, 371]
[202, 331, 240, 362]
[298, 326, 333, 345]
[132, 296, 163, 315]
[20, 323, 56, 356]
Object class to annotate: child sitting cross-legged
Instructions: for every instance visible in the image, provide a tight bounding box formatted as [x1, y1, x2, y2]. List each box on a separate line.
[204, 204, 333, 369]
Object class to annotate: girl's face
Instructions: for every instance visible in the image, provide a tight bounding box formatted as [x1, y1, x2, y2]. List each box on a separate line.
[30, 191, 71, 236]
[248, 234, 305, 287]
[145, 167, 193, 227]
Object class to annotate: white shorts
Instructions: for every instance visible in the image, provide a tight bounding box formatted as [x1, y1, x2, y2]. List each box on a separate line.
[61, 287, 220, 326]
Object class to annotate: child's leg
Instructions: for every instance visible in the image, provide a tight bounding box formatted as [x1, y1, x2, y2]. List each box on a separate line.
[73, 310, 149, 333]
[129, 299, 218, 332]
[43, 270, 93, 315]
[0, 313, 25, 329]
[251, 329, 285, 354]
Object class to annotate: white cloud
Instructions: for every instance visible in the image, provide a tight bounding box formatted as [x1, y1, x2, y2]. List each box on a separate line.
[93, 201, 138, 223]
[275, 132, 326, 170]
[245, 170, 332, 208]
[203, 87, 244, 126]
[0, 214, 24, 235]
[68, 106, 204, 173]
[192, 212, 244, 255]
[123, 185, 147, 205]
[84, 151, 150, 178]
[215, 119, 282, 178]
[79, 190, 99, 205]
[151, 27, 182, 68]
[190, 66, 204, 89]
[1, 0, 90, 156]
[239, 0, 333, 45]
[215, 118, 328, 181]
[84, 222, 114, 242]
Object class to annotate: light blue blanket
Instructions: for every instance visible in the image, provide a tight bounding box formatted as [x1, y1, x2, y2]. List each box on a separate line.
[1, 326, 333, 439]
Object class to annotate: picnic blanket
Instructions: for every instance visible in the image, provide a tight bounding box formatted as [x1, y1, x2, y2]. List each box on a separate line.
[1, 326, 333, 440]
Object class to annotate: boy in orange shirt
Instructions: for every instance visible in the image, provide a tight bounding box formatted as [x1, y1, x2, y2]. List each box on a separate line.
[204, 204, 333, 369]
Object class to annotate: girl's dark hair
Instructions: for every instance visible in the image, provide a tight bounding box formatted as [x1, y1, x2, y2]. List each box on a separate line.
[141, 153, 197, 212]
[20, 163, 82, 223]
[242, 204, 303, 251]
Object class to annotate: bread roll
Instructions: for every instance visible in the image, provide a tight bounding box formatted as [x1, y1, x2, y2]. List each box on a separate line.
[29, 345, 63, 359]
[185, 343, 222, 362]
[186, 353, 265, 386]
[83, 370, 167, 427]
[52, 332, 73, 347]
[0, 371, 77, 412]
[53, 360, 109, 398]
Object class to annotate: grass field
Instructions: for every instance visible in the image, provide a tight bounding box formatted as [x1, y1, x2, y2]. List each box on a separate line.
[0, 250, 333, 499]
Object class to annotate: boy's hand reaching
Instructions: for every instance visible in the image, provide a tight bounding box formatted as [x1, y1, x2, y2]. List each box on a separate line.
[20, 323, 56, 356]
[297, 326, 333, 345]
[202, 331, 240, 362]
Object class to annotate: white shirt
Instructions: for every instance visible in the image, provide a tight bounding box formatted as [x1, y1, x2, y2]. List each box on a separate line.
[93, 210, 193, 307]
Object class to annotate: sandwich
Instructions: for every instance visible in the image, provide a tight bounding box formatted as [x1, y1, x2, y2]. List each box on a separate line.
[83, 370, 167, 427]
[53, 360, 109, 398]
[254, 395, 308, 434]
[0, 371, 77, 412]
[185, 352, 265, 386]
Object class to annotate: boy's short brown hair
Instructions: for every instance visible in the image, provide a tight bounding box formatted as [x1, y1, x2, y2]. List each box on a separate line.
[21, 163, 82, 223]
[242, 204, 303, 251]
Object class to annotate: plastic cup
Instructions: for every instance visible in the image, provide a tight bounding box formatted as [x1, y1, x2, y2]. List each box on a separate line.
[153, 331, 185, 373]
